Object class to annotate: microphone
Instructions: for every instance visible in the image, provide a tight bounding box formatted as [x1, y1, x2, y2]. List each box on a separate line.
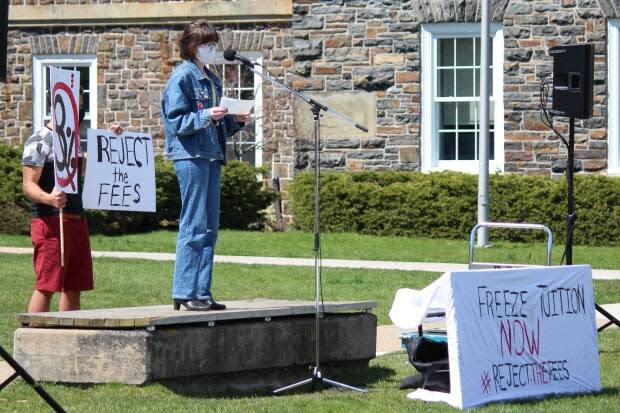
[223, 48, 256, 67]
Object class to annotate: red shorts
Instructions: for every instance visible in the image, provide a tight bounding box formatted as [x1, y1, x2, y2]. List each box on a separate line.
[31, 215, 94, 292]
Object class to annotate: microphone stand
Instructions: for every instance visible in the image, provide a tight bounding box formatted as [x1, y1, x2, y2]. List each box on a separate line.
[234, 58, 368, 394]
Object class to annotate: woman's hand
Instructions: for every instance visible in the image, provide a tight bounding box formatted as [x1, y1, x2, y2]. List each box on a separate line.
[235, 113, 252, 124]
[209, 107, 228, 121]
[109, 124, 124, 135]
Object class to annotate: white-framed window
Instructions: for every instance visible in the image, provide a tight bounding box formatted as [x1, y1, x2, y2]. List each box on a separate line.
[33, 55, 97, 144]
[608, 20, 620, 174]
[211, 54, 263, 168]
[420, 23, 504, 173]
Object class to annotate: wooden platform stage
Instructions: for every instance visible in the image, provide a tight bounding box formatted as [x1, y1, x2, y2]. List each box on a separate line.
[13, 299, 377, 392]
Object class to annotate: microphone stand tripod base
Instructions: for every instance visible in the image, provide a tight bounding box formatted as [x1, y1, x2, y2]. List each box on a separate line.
[273, 366, 367, 394]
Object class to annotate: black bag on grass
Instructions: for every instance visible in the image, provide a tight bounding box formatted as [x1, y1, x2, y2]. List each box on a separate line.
[400, 336, 450, 393]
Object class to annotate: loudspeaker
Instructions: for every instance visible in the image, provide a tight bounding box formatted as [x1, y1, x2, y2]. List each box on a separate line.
[0, 2, 8, 83]
[549, 44, 594, 119]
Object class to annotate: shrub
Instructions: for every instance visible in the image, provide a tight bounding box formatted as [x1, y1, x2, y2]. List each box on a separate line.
[86, 156, 173, 235]
[89, 158, 276, 234]
[289, 171, 620, 246]
[220, 160, 276, 230]
[0, 142, 275, 235]
[0, 144, 30, 234]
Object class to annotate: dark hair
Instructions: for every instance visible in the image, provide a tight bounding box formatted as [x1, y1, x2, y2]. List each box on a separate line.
[178, 19, 219, 61]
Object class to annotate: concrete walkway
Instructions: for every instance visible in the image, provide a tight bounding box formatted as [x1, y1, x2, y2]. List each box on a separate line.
[2, 246, 620, 279]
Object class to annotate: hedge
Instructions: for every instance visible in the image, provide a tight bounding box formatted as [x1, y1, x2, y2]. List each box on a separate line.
[0, 142, 275, 235]
[289, 171, 620, 246]
[0, 144, 31, 235]
[89, 159, 275, 234]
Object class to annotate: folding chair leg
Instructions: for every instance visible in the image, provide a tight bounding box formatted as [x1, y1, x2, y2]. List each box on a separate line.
[0, 345, 66, 413]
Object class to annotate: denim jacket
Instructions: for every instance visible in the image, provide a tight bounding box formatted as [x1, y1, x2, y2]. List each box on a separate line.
[162, 60, 241, 162]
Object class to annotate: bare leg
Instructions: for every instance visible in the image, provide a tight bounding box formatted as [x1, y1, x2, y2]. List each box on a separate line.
[59, 291, 80, 311]
[28, 290, 54, 313]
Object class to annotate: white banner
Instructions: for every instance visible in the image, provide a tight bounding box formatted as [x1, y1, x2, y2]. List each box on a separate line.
[50, 67, 80, 194]
[82, 129, 155, 212]
[390, 265, 601, 409]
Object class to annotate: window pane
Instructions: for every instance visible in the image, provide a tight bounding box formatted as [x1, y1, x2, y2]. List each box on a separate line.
[475, 37, 480, 66]
[439, 132, 456, 160]
[226, 142, 256, 163]
[438, 68, 454, 97]
[44, 65, 90, 118]
[240, 149, 256, 164]
[240, 65, 254, 88]
[438, 38, 454, 66]
[238, 128, 256, 143]
[226, 143, 236, 161]
[211, 65, 224, 79]
[240, 89, 255, 100]
[79, 120, 91, 152]
[439, 102, 456, 129]
[458, 132, 476, 160]
[455, 68, 474, 97]
[475, 37, 494, 67]
[456, 38, 473, 66]
[44, 68, 50, 117]
[224, 65, 238, 90]
[474, 68, 494, 96]
[458, 102, 476, 129]
[476, 131, 495, 161]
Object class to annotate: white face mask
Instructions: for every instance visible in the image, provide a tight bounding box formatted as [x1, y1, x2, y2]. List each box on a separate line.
[196, 44, 218, 65]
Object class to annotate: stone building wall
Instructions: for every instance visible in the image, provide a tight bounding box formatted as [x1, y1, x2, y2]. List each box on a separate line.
[502, 0, 608, 175]
[9, 0, 227, 5]
[2, 0, 619, 223]
[1, 23, 286, 148]
[268, 0, 421, 220]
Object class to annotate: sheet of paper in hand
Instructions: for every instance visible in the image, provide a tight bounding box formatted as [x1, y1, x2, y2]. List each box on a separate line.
[220, 96, 254, 114]
[82, 129, 156, 212]
[50, 66, 80, 194]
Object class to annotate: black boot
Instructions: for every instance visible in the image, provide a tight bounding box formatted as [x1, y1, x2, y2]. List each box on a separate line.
[173, 299, 211, 311]
[200, 297, 227, 310]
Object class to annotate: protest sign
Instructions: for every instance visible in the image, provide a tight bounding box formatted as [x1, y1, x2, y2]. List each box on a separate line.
[390, 265, 601, 409]
[49, 66, 80, 194]
[82, 129, 155, 212]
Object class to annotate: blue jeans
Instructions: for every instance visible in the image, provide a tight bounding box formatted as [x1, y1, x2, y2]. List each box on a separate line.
[172, 158, 221, 300]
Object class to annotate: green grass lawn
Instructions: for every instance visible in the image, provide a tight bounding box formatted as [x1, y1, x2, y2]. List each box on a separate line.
[2, 233, 620, 412]
[2, 333, 620, 413]
[0, 253, 439, 350]
[2, 229, 620, 268]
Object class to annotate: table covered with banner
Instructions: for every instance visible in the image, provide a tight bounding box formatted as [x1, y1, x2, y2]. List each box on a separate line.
[390, 265, 601, 409]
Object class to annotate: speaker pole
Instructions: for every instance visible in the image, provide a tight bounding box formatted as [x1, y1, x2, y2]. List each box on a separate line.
[566, 117, 575, 265]
[564, 117, 620, 331]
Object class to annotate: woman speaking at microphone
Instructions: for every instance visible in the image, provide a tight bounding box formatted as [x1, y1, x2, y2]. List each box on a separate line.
[162, 19, 251, 311]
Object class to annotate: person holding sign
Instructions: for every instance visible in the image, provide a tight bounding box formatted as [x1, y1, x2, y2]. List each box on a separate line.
[22, 88, 123, 313]
[162, 19, 251, 311]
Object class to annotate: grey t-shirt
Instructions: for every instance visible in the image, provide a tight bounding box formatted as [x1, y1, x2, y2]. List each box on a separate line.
[22, 127, 84, 217]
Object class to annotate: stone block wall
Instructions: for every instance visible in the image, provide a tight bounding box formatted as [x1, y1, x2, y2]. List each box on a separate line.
[8, 1, 228, 5]
[502, 0, 608, 175]
[2, 0, 618, 225]
[1, 24, 285, 150]
[266, 0, 420, 219]
[2, 27, 177, 148]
